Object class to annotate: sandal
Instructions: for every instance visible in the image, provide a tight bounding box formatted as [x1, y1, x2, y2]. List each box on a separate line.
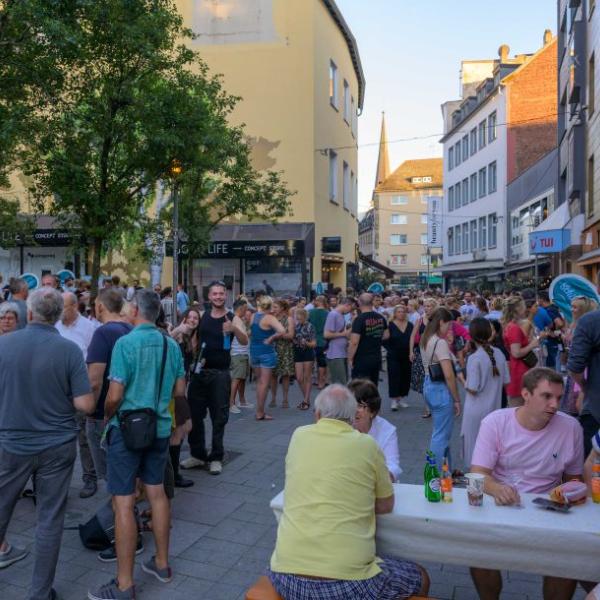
[298, 402, 311, 411]
[256, 414, 274, 421]
[281, 401, 289, 409]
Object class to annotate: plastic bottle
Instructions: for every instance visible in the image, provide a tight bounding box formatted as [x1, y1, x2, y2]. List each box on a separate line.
[441, 456, 453, 503]
[425, 454, 442, 502]
[592, 456, 600, 504]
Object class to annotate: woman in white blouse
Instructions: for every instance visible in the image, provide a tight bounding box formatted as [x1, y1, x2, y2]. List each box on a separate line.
[349, 379, 402, 482]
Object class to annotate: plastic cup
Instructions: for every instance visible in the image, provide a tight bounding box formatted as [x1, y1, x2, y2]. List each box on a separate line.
[466, 472, 485, 506]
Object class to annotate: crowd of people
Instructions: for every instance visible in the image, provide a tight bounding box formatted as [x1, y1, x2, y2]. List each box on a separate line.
[1, 272, 600, 599]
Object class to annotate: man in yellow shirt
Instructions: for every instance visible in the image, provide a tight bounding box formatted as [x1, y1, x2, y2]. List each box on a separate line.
[269, 384, 429, 599]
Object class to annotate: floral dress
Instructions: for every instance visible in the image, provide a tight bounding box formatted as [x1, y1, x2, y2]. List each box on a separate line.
[275, 315, 294, 377]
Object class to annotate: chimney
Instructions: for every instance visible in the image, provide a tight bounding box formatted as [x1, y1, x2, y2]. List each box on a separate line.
[543, 29, 552, 46]
[498, 44, 510, 63]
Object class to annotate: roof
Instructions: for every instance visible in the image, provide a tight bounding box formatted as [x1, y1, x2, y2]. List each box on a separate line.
[322, 0, 366, 110]
[375, 158, 443, 193]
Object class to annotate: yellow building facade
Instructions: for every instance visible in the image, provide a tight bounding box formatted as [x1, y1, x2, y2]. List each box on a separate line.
[174, 0, 364, 296]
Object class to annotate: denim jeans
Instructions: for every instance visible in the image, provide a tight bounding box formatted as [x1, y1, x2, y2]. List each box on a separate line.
[86, 417, 107, 481]
[545, 343, 559, 371]
[423, 375, 454, 469]
[0, 439, 77, 600]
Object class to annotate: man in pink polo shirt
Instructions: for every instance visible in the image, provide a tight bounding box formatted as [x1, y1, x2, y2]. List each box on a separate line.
[470, 367, 584, 600]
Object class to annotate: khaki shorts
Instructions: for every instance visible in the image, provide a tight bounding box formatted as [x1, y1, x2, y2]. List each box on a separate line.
[230, 353, 249, 380]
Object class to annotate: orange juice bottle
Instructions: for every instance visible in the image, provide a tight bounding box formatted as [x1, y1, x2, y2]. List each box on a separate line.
[441, 457, 453, 503]
[592, 457, 600, 504]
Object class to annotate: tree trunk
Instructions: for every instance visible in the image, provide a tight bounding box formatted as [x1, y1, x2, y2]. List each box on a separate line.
[90, 236, 102, 301]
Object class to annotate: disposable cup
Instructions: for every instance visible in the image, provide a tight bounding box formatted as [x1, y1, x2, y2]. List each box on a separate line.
[466, 472, 485, 506]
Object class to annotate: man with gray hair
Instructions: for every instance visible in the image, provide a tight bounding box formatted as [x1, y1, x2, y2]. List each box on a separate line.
[56, 291, 98, 498]
[89, 289, 188, 600]
[0, 287, 94, 600]
[268, 384, 429, 599]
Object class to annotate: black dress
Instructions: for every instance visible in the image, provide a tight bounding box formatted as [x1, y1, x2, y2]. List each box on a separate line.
[386, 321, 413, 398]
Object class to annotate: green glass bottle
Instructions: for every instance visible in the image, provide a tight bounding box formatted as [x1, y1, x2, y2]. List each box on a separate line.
[425, 454, 442, 502]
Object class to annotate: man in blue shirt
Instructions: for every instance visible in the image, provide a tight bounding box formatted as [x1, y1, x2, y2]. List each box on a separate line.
[175, 283, 189, 320]
[89, 290, 188, 600]
[0, 288, 94, 600]
[536, 291, 565, 370]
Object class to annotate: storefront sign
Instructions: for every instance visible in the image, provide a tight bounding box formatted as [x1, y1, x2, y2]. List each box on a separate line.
[529, 229, 570, 254]
[549, 274, 600, 323]
[427, 196, 442, 248]
[14, 229, 77, 247]
[167, 239, 304, 258]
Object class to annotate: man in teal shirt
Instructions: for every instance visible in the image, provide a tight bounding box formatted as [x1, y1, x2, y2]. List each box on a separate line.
[89, 290, 187, 600]
[309, 295, 329, 389]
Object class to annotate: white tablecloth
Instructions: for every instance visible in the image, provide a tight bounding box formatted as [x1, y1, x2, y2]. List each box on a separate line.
[270, 483, 600, 581]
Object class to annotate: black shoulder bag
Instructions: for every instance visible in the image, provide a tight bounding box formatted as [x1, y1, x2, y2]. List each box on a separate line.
[118, 334, 168, 451]
[428, 339, 456, 383]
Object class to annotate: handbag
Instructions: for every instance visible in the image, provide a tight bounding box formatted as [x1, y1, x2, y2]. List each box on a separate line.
[428, 339, 456, 383]
[118, 334, 168, 451]
[522, 350, 538, 369]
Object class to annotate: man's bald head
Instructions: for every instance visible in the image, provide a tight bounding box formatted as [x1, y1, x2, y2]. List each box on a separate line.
[358, 293, 373, 308]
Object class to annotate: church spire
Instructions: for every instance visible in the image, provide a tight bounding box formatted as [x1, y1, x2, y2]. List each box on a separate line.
[375, 112, 390, 188]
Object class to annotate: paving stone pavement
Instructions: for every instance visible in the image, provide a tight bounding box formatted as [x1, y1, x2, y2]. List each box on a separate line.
[1, 379, 588, 600]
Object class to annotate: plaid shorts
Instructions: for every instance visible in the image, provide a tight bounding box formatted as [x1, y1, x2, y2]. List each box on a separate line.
[268, 557, 422, 600]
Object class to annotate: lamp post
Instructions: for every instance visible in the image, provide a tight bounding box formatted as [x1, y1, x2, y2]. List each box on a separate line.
[170, 160, 182, 326]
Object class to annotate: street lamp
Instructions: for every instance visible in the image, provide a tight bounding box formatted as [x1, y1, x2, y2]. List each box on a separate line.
[170, 160, 182, 326]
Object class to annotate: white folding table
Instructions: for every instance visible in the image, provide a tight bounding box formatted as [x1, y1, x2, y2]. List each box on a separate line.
[271, 483, 600, 582]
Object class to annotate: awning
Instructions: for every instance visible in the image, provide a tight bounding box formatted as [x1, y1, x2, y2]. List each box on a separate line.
[440, 260, 504, 274]
[486, 259, 551, 278]
[578, 247, 600, 266]
[359, 253, 395, 277]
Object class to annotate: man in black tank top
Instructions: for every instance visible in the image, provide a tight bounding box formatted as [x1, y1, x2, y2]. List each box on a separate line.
[180, 282, 248, 475]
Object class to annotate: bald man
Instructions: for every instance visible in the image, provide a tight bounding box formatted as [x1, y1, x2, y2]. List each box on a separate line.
[56, 292, 98, 497]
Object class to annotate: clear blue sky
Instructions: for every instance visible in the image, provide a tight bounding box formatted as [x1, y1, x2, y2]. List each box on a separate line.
[335, 0, 557, 213]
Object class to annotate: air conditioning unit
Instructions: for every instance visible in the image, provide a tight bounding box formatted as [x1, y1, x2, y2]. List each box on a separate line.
[473, 250, 487, 261]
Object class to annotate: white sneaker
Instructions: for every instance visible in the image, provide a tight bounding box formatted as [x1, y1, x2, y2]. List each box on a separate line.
[179, 456, 206, 470]
[238, 402, 254, 409]
[399, 400, 409, 408]
[229, 405, 241, 414]
[390, 399, 399, 411]
[209, 460, 223, 475]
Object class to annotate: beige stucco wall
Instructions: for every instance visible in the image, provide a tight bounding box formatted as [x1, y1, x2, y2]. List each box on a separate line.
[178, 0, 360, 288]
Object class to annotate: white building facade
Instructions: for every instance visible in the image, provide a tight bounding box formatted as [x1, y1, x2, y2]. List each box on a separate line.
[441, 90, 507, 289]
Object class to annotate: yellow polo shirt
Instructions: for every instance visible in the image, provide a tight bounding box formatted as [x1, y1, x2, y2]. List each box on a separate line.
[270, 418, 394, 580]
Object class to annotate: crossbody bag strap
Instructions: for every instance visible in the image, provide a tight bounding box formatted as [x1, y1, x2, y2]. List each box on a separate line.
[155, 334, 168, 411]
[430, 338, 440, 365]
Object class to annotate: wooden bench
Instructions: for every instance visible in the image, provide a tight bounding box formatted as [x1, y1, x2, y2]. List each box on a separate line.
[245, 575, 434, 600]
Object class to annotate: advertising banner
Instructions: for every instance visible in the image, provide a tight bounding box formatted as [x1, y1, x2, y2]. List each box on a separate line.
[549, 274, 600, 322]
[427, 196, 442, 248]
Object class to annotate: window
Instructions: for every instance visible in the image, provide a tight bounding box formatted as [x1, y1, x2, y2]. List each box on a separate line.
[343, 80, 350, 123]
[351, 96, 356, 136]
[478, 167, 487, 198]
[455, 182, 461, 208]
[390, 214, 407, 225]
[448, 229, 454, 256]
[479, 216, 487, 249]
[329, 60, 338, 108]
[455, 225, 462, 254]
[448, 147, 454, 170]
[488, 161, 497, 193]
[421, 214, 428, 224]
[390, 255, 408, 266]
[420, 254, 429, 266]
[329, 150, 338, 202]
[462, 135, 469, 161]
[589, 155, 595, 217]
[343, 162, 350, 209]
[462, 223, 470, 253]
[488, 111, 497, 143]
[391, 195, 408, 205]
[448, 186, 454, 211]
[470, 173, 478, 202]
[470, 128, 477, 155]
[421, 233, 428, 245]
[390, 234, 408, 245]
[352, 174, 358, 215]
[478, 120, 487, 148]
[470, 220, 477, 250]
[590, 53, 596, 116]
[488, 214, 497, 248]
[454, 141, 462, 166]
[462, 178, 469, 206]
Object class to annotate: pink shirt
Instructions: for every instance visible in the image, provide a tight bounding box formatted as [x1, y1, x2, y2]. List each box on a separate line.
[471, 408, 584, 494]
